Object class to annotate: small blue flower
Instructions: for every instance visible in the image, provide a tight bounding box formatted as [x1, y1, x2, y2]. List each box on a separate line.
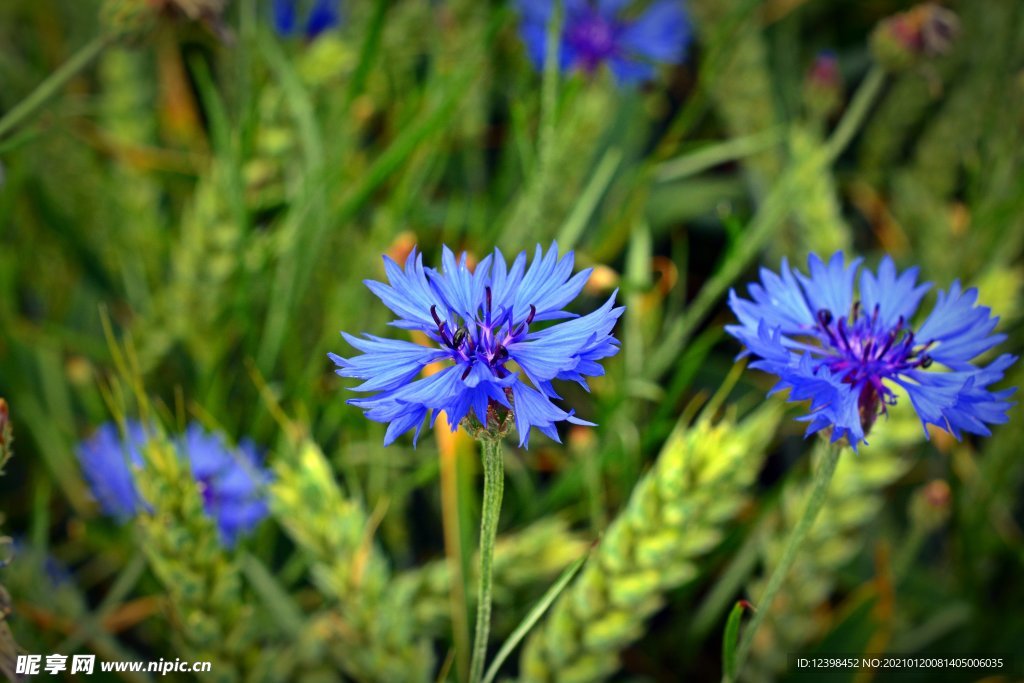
[76, 422, 270, 547]
[516, 0, 692, 84]
[176, 424, 271, 548]
[330, 243, 624, 448]
[76, 421, 150, 521]
[272, 0, 342, 39]
[727, 253, 1017, 449]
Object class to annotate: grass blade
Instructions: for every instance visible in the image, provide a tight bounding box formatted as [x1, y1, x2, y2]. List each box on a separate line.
[480, 546, 592, 683]
[722, 600, 752, 682]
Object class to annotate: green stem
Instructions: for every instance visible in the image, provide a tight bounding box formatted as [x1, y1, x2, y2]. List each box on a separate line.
[469, 437, 505, 683]
[0, 35, 110, 140]
[728, 440, 844, 682]
[823, 65, 886, 164]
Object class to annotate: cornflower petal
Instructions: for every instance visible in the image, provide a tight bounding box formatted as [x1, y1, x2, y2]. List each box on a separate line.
[616, 0, 691, 64]
[366, 249, 443, 330]
[728, 252, 1016, 448]
[332, 245, 621, 446]
[305, 0, 341, 37]
[515, 0, 693, 84]
[795, 252, 862, 320]
[77, 422, 270, 546]
[177, 423, 272, 547]
[76, 422, 149, 520]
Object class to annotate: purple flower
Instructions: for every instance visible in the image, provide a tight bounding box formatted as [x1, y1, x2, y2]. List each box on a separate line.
[76, 422, 150, 521]
[516, 0, 692, 84]
[272, 0, 342, 39]
[330, 243, 623, 448]
[176, 424, 271, 548]
[76, 422, 270, 547]
[727, 253, 1016, 449]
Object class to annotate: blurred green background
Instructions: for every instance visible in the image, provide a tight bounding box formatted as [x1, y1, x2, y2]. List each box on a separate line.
[1, 0, 1022, 681]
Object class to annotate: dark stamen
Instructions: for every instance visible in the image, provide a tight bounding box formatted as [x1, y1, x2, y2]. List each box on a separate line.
[817, 309, 834, 327]
[861, 339, 874, 362]
[875, 331, 897, 360]
[430, 305, 456, 348]
[918, 355, 933, 369]
[851, 300, 861, 322]
[837, 318, 853, 353]
[485, 287, 493, 318]
[462, 365, 473, 380]
[510, 305, 538, 338]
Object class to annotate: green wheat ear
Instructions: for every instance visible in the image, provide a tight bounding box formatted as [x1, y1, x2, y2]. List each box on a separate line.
[133, 432, 250, 683]
[270, 440, 434, 683]
[518, 404, 783, 683]
[783, 125, 852, 259]
[741, 401, 922, 683]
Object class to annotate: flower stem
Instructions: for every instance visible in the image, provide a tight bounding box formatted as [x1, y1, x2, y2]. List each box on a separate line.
[469, 437, 505, 683]
[823, 64, 886, 164]
[0, 35, 110, 141]
[728, 440, 844, 682]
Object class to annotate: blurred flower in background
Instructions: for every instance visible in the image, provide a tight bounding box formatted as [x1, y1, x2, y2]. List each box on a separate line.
[331, 244, 624, 447]
[272, 0, 343, 39]
[870, 2, 961, 71]
[101, 0, 232, 38]
[803, 49, 844, 119]
[76, 422, 150, 521]
[516, 0, 692, 84]
[727, 253, 1017, 448]
[176, 424, 271, 548]
[77, 422, 270, 546]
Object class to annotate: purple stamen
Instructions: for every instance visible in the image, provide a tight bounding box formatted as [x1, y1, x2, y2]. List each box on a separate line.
[430, 299, 538, 378]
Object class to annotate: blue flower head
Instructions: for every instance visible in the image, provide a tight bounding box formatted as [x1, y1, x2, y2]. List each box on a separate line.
[76, 422, 270, 547]
[76, 421, 150, 521]
[330, 243, 624, 448]
[727, 252, 1017, 449]
[177, 424, 271, 548]
[517, 0, 693, 84]
[272, 0, 342, 38]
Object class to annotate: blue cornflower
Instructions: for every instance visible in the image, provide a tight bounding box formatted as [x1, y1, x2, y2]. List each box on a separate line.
[330, 243, 624, 448]
[76, 421, 150, 521]
[176, 424, 271, 548]
[727, 253, 1016, 448]
[76, 422, 270, 546]
[516, 0, 692, 84]
[272, 0, 342, 38]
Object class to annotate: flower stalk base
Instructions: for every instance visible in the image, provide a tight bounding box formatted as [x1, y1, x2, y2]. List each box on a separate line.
[469, 436, 505, 683]
[729, 440, 843, 681]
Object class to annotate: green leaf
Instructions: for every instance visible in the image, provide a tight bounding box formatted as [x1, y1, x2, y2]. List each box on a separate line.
[240, 552, 306, 637]
[481, 546, 592, 683]
[723, 599, 752, 683]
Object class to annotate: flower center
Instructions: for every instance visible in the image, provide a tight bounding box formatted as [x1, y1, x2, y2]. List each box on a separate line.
[430, 287, 536, 380]
[812, 301, 934, 431]
[566, 11, 620, 71]
[197, 477, 217, 508]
